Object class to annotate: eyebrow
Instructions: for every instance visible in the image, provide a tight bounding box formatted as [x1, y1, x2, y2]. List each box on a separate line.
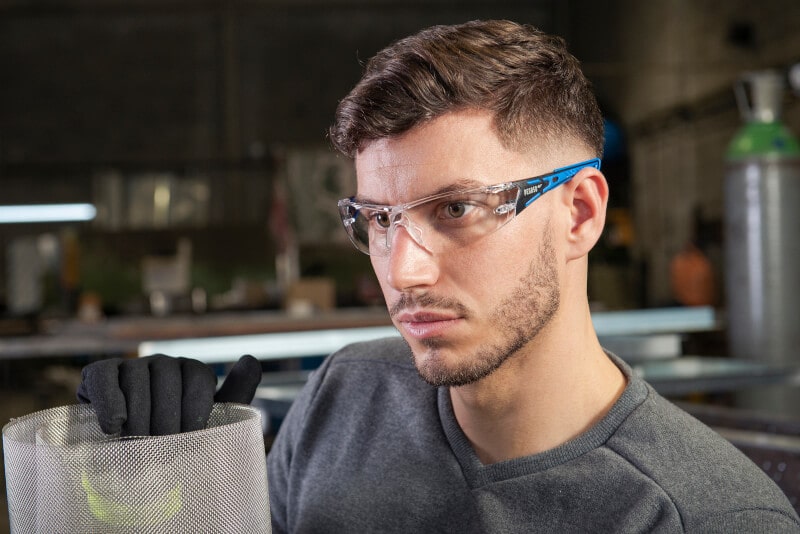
[354, 178, 490, 206]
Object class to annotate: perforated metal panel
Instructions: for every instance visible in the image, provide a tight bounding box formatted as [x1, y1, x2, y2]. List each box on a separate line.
[3, 403, 271, 533]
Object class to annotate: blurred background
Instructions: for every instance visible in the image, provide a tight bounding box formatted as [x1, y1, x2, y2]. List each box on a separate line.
[2, 0, 800, 528]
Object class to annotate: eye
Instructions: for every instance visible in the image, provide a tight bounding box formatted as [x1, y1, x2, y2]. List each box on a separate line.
[431, 193, 496, 227]
[373, 211, 391, 229]
[444, 202, 469, 219]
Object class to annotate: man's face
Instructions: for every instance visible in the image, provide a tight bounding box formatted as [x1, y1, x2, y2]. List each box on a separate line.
[355, 110, 565, 387]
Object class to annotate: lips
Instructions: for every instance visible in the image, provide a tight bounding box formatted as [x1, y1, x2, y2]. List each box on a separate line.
[394, 310, 463, 340]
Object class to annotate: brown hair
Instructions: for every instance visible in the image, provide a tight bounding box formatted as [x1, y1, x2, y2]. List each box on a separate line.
[330, 20, 604, 158]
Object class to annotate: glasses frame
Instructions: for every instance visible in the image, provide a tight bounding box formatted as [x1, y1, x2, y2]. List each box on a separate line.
[338, 158, 601, 256]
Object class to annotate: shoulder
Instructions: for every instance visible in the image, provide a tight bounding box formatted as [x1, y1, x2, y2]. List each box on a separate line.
[319, 336, 425, 399]
[269, 335, 436, 456]
[608, 384, 800, 529]
[291, 336, 424, 413]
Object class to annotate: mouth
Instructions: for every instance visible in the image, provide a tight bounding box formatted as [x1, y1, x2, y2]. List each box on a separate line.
[393, 310, 463, 340]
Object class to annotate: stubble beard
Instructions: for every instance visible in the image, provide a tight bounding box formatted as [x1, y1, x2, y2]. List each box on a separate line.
[408, 234, 561, 387]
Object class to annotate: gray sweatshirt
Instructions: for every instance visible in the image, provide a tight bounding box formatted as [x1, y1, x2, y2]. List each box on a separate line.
[267, 337, 800, 533]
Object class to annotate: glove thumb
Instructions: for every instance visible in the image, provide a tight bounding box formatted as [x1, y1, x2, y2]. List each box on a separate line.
[214, 354, 261, 404]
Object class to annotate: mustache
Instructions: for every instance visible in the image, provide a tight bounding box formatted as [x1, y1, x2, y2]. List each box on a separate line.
[389, 292, 471, 319]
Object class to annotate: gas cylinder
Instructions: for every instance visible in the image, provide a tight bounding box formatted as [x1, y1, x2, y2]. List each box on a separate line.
[724, 70, 800, 373]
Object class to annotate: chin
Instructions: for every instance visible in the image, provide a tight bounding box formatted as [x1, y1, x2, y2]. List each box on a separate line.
[409, 343, 455, 385]
[411, 344, 501, 388]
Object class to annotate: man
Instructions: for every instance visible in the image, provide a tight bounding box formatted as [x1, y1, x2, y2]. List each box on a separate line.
[80, 20, 799, 532]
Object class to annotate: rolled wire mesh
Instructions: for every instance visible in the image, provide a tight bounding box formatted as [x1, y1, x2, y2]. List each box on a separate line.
[3, 403, 270, 533]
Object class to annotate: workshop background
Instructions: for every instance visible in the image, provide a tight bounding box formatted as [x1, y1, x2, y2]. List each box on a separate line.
[2, 0, 800, 530]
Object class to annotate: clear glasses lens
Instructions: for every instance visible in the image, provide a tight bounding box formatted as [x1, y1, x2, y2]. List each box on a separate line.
[339, 187, 519, 256]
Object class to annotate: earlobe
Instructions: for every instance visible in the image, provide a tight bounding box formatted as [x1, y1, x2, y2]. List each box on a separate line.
[564, 169, 608, 260]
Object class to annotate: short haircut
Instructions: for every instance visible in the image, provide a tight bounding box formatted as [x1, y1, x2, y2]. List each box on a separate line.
[330, 19, 604, 158]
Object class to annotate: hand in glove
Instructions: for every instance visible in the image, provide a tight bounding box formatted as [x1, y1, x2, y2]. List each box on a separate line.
[76, 354, 261, 436]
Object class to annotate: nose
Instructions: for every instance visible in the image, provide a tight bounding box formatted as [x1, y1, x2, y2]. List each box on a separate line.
[384, 224, 440, 291]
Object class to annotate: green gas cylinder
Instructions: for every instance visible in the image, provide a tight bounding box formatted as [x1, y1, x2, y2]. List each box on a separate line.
[724, 69, 800, 412]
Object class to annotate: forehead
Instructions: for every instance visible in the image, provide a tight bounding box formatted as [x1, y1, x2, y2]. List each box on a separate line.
[354, 110, 540, 204]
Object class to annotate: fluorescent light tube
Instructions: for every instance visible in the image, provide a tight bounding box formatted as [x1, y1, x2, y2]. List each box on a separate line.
[0, 203, 97, 224]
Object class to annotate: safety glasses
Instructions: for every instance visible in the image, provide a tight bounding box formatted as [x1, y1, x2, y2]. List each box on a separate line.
[338, 158, 601, 256]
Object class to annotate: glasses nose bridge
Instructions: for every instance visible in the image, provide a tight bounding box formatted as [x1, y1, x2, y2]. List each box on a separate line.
[386, 206, 427, 252]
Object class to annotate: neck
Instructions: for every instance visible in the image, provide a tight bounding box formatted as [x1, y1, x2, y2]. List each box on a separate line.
[449, 305, 626, 465]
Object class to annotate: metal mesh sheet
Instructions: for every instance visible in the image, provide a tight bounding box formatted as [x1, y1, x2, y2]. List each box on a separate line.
[3, 403, 270, 533]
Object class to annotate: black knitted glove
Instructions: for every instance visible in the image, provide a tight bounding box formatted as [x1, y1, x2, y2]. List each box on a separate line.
[76, 354, 261, 436]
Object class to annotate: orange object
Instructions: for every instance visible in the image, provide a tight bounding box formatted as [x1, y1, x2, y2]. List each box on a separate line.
[670, 244, 716, 307]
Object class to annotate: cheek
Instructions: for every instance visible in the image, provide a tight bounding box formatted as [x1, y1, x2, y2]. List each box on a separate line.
[446, 240, 522, 302]
[367, 233, 541, 306]
[460, 217, 561, 294]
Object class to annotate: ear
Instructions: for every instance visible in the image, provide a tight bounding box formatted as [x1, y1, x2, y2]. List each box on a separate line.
[562, 167, 608, 261]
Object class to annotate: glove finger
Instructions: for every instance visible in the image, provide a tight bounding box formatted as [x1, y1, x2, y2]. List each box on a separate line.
[179, 358, 216, 432]
[77, 358, 126, 435]
[118, 358, 151, 437]
[214, 355, 261, 405]
[148, 355, 183, 435]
